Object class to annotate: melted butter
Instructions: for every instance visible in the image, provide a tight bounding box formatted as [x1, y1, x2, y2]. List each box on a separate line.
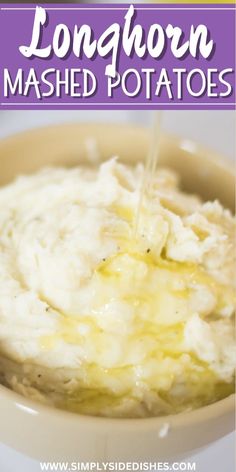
[97, 247, 214, 290]
[41, 316, 93, 349]
[54, 354, 234, 416]
[41, 245, 234, 354]
[111, 204, 134, 223]
[190, 225, 210, 241]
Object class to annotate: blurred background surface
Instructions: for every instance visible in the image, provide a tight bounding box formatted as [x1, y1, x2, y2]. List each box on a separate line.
[0, 110, 235, 161]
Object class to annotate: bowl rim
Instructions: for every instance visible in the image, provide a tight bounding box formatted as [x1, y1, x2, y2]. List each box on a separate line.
[0, 121, 235, 182]
[0, 122, 235, 431]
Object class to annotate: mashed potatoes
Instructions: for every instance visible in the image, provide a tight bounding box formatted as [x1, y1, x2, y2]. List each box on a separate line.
[0, 158, 235, 417]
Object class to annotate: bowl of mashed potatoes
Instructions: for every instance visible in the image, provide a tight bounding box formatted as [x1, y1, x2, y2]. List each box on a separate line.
[0, 123, 235, 462]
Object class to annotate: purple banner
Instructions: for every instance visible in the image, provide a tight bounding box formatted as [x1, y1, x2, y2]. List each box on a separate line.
[0, 3, 235, 110]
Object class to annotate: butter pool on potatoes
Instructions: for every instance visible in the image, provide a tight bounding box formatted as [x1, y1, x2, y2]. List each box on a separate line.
[0, 158, 235, 418]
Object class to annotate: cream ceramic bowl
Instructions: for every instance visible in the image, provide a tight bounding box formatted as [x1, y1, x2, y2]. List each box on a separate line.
[0, 123, 235, 462]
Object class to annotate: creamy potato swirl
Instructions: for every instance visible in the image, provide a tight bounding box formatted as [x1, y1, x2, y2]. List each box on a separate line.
[0, 159, 235, 417]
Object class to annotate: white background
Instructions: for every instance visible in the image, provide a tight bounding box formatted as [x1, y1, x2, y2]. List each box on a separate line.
[0, 110, 235, 472]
